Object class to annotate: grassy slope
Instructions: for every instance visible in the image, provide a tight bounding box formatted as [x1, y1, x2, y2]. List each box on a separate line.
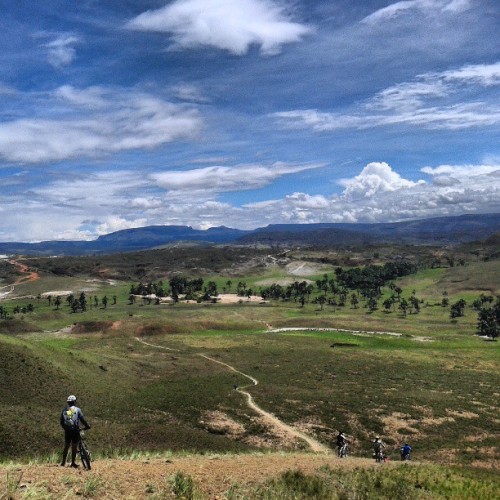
[0, 261, 498, 471]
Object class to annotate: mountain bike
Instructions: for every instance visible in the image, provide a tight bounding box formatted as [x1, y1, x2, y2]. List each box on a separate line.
[338, 443, 350, 458]
[78, 429, 92, 470]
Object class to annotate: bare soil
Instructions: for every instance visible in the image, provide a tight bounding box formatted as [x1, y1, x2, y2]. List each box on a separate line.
[0, 454, 382, 499]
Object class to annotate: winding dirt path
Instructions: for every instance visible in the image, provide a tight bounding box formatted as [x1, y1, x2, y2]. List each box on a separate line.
[200, 353, 329, 453]
[136, 338, 329, 453]
[135, 337, 179, 351]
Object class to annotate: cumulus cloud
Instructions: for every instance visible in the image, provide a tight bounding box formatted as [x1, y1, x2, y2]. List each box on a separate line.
[126, 0, 312, 55]
[0, 86, 202, 163]
[1, 161, 498, 241]
[151, 162, 324, 194]
[274, 61, 500, 131]
[43, 34, 79, 68]
[339, 162, 425, 199]
[362, 0, 472, 25]
[95, 216, 148, 236]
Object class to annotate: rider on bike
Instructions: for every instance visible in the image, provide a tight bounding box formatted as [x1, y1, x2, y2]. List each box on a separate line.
[60, 395, 91, 468]
[373, 436, 385, 460]
[400, 443, 412, 460]
[336, 431, 349, 456]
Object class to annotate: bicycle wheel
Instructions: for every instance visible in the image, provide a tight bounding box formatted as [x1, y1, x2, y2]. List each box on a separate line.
[80, 442, 92, 470]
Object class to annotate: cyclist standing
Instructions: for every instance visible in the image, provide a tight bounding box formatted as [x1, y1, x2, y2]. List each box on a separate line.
[60, 395, 90, 468]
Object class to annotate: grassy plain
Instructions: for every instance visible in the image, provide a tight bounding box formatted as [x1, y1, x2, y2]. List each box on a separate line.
[0, 252, 498, 487]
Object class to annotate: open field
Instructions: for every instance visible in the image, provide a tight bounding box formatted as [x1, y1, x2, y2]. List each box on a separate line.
[0, 249, 498, 497]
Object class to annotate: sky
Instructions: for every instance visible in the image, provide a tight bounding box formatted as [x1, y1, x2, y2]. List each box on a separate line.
[0, 0, 499, 242]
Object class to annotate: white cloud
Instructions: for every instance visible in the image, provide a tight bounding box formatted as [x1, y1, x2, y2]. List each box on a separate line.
[95, 217, 148, 236]
[0, 86, 202, 163]
[362, 0, 472, 24]
[274, 61, 500, 131]
[171, 83, 210, 103]
[151, 162, 324, 194]
[1, 161, 498, 241]
[339, 162, 425, 199]
[43, 34, 79, 68]
[439, 62, 500, 86]
[127, 0, 312, 56]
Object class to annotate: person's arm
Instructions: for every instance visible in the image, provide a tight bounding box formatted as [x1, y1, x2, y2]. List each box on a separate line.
[79, 409, 91, 429]
[60, 410, 66, 429]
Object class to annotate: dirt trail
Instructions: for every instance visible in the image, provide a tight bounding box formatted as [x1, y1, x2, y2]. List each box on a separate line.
[0, 259, 39, 300]
[135, 337, 179, 352]
[8, 259, 39, 285]
[200, 354, 329, 453]
[137, 339, 329, 454]
[0, 454, 381, 499]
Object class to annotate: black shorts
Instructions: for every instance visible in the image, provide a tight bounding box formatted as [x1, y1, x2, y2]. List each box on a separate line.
[64, 428, 80, 445]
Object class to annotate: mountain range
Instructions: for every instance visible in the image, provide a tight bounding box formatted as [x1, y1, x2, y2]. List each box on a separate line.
[0, 213, 499, 256]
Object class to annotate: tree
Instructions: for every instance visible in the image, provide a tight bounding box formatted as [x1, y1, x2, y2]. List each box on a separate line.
[450, 299, 466, 319]
[102, 296, 108, 309]
[54, 296, 61, 310]
[350, 294, 359, 309]
[476, 298, 499, 339]
[367, 297, 378, 312]
[399, 298, 409, 317]
[383, 298, 394, 313]
[317, 295, 326, 311]
[79, 292, 87, 312]
[409, 296, 420, 314]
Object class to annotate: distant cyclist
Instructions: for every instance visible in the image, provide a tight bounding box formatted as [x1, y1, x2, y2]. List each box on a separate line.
[373, 436, 385, 462]
[400, 443, 412, 461]
[336, 431, 349, 457]
[60, 395, 90, 468]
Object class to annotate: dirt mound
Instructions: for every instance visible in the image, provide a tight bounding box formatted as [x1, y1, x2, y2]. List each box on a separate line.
[71, 321, 114, 334]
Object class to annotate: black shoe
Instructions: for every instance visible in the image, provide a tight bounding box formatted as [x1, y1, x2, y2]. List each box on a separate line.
[70, 463, 80, 468]
[60, 462, 66, 467]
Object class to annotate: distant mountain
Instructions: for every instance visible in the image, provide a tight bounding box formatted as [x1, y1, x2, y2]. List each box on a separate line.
[0, 214, 498, 256]
[242, 214, 500, 246]
[0, 226, 250, 256]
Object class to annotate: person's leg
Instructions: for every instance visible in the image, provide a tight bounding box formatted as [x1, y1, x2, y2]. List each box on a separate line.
[71, 441, 78, 466]
[61, 431, 71, 465]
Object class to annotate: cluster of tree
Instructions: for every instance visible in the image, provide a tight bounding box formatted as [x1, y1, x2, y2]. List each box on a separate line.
[129, 277, 220, 303]
[236, 281, 255, 298]
[64, 292, 115, 313]
[334, 261, 418, 295]
[1, 303, 36, 318]
[13, 304, 35, 314]
[130, 281, 167, 297]
[260, 281, 313, 303]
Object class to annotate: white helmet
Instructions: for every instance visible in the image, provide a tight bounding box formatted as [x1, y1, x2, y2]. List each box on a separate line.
[67, 395, 77, 402]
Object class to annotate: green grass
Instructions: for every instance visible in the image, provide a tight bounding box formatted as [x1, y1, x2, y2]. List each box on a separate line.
[243, 465, 500, 499]
[0, 259, 498, 471]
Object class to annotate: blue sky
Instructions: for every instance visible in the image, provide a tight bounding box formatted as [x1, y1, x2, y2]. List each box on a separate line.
[0, 0, 498, 241]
